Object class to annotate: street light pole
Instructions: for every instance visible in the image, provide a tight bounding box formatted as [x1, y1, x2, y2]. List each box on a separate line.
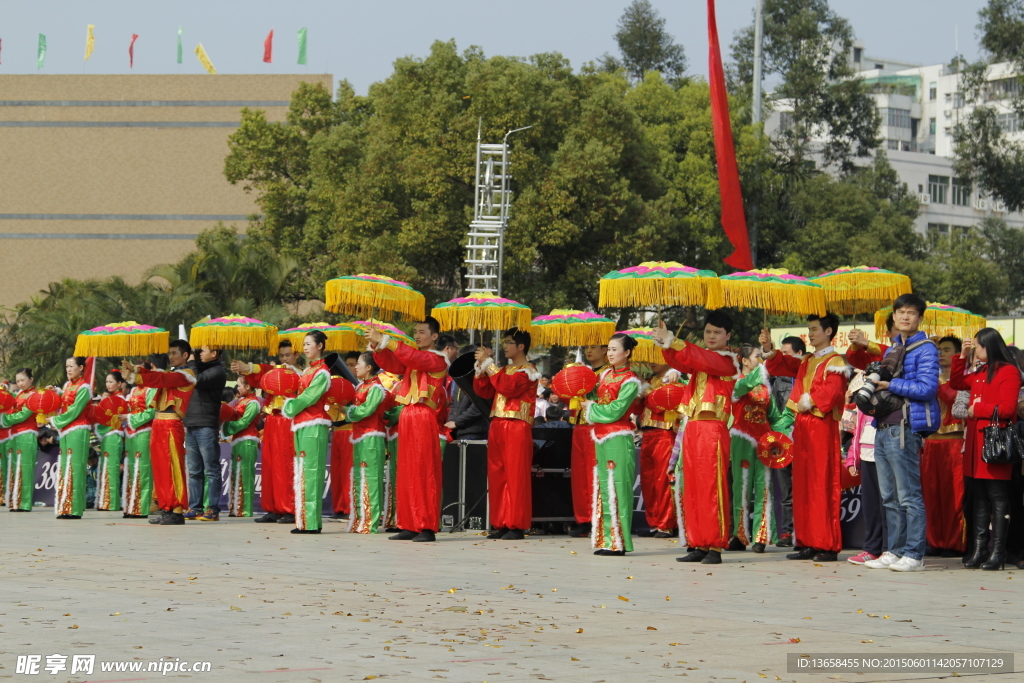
[749, 0, 765, 267]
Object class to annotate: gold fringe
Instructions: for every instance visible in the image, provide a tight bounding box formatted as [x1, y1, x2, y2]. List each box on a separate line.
[278, 326, 361, 353]
[430, 306, 533, 332]
[74, 330, 170, 358]
[814, 271, 912, 315]
[874, 305, 986, 340]
[189, 322, 279, 353]
[325, 278, 426, 321]
[721, 279, 826, 316]
[598, 276, 724, 309]
[531, 321, 616, 348]
[631, 341, 665, 364]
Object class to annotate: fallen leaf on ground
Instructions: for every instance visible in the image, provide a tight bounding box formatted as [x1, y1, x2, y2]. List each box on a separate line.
[789, 638, 800, 643]
[576, 628, 584, 633]
[618, 596, 629, 602]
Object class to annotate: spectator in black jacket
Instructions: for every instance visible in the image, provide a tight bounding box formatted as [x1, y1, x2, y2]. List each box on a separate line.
[184, 347, 227, 522]
[445, 344, 490, 440]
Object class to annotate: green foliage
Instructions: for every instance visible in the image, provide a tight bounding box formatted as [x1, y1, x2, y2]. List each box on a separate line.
[598, 0, 687, 83]
[979, 0, 1024, 63]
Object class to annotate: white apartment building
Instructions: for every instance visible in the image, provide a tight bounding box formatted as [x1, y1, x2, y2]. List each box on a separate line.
[766, 41, 1024, 238]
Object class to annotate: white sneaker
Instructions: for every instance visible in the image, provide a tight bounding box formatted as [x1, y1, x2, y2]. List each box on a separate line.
[888, 556, 924, 572]
[864, 551, 900, 569]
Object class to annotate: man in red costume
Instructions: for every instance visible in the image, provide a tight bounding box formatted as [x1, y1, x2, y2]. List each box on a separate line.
[231, 339, 301, 525]
[654, 310, 740, 565]
[847, 314, 892, 370]
[568, 344, 608, 538]
[474, 327, 539, 541]
[762, 312, 851, 561]
[124, 340, 196, 526]
[367, 316, 449, 543]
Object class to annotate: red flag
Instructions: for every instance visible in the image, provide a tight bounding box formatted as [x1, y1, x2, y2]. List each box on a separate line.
[263, 29, 273, 63]
[129, 33, 138, 69]
[708, 0, 753, 271]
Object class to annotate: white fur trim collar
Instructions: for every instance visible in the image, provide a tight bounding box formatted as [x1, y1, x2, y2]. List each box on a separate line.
[507, 363, 541, 382]
[428, 348, 452, 367]
[826, 363, 853, 378]
[174, 367, 197, 384]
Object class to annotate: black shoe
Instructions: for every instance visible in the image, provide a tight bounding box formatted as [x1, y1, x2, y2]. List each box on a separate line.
[160, 512, 185, 526]
[276, 514, 296, 524]
[57, 514, 81, 519]
[676, 549, 708, 563]
[149, 512, 168, 525]
[653, 531, 674, 539]
[701, 550, 722, 564]
[254, 513, 280, 523]
[594, 549, 626, 556]
[752, 543, 766, 554]
[487, 527, 509, 539]
[727, 537, 746, 551]
[568, 523, 591, 538]
[384, 527, 400, 533]
[776, 534, 794, 548]
[786, 547, 817, 560]
[501, 529, 525, 541]
[290, 528, 321, 534]
[813, 551, 838, 562]
[11, 508, 30, 512]
[389, 529, 417, 540]
[412, 530, 436, 542]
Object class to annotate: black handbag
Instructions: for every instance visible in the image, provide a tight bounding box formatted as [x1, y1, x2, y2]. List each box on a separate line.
[981, 407, 1024, 465]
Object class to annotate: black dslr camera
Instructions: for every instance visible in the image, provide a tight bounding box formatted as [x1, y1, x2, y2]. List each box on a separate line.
[853, 360, 904, 419]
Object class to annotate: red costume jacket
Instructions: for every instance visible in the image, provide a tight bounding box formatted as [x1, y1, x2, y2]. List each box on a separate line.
[134, 366, 196, 419]
[950, 357, 1022, 480]
[474, 359, 539, 425]
[374, 338, 449, 415]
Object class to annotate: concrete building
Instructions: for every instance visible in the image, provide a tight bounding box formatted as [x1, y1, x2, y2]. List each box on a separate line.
[0, 74, 332, 311]
[765, 43, 1024, 238]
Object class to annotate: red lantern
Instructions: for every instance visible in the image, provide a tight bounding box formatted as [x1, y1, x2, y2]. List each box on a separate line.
[324, 376, 356, 409]
[96, 395, 129, 428]
[646, 383, 687, 417]
[219, 402, 237, 423]
[26, 389, 61, 416]
[261, 367, 300, 398]
[552, 365, 598, 405]
[756, 431, 794, 469]
[0, 388, 15, 412]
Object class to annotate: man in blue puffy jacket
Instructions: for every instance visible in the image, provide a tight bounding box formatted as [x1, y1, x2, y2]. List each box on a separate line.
[864, 293, 939, 573]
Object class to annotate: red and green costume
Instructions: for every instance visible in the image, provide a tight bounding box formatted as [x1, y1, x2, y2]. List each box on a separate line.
[2, 390, 40, 511]
[345, 376, 394, 533]
[639, 371, 685, 534]
[372, 336, 450, 533]
[223, 395, 261, 518]
[283, 358, 332, 531]
[242, 363, 299, 517]
[133, 366, 196, 513]
[123, 386, 157, 517]
[659, 336, 740, 551]
[94, 421, 124, 511]
[52, 377, 93, 518]
[474, 359, 539, 532]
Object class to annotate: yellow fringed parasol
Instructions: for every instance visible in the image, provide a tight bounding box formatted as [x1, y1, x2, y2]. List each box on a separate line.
[431, 292, 532, 332]
[349, 319, 416, 348]
[599, 261, 724, 310]
[810, 266, 912, 317]
[74, 321, 170, 357]
[189, 315, 279, 353]
[530, 310, 616, 347]
[324, 274, 426, 321]
[621, 327, 665, 364]
[721, 269, 827, 316]
[875, 302, 986, 340]
[278, 323, 360, 352]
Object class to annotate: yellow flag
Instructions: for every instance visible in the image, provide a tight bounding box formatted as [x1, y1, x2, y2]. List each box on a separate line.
[84, 24, 95, 61]
[194, 43, 216, 74]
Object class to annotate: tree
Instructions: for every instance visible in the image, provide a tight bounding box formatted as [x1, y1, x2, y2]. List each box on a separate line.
[598, 0, 687, 83]
[731, 0, 879, 172]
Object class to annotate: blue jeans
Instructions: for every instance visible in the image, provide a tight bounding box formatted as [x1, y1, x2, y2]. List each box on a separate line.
[874, 423, 926, 560]
[186, 427, 222, 513]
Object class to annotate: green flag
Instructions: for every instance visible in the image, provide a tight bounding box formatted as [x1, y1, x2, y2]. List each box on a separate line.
[297, 27, 307, 65]
[37, 33, 46, 69]
[176, 27, 183, 64]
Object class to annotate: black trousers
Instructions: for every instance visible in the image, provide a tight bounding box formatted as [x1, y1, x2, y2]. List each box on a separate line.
[774, 464, 793, 536]
[860, 460, 888, 557]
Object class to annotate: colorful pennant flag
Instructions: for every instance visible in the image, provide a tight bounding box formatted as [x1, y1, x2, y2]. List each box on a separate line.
[263, 29, 273, 63]
[707, 0, 752, 270]
[84, 25, 95, 61]
[176, 26, 182, 64]
[37, 34, 46, 69]
[297, 27, 307, 65]
[194, 42, 216, 74]
[129, 33, 138, 69]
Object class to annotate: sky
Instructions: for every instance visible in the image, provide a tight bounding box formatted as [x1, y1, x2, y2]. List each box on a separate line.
[0, 1, 990, 94]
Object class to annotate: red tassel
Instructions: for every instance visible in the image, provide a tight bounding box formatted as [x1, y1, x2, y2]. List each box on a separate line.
[708, 0, 753, 271]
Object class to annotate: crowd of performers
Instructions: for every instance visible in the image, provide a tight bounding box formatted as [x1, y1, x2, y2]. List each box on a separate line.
[3, 293, 1023, 571]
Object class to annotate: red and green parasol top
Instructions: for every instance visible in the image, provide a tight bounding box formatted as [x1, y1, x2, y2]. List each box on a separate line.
[278, 323, 360, 353]
[324, 273, 426, 321]
[189, 315, 279, 353]
[599, 261, 724, 309]
[811, 266, 912, 315]
[74, 321, 170, 357]
[431, 292, 532, 331]
[350, 319, 416, 347]
[620, 327, 665, 364]
[721, 269, 826, 316]
[530, 310, 616, 347]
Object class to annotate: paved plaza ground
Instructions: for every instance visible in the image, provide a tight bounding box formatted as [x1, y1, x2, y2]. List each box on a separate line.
[1, 513, 1020, 682]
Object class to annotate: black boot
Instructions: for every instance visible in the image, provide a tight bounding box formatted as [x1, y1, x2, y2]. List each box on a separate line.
[676, 549, 708, 563]
[487, 527, 509, 539]
[701, 550, 722, 564]
[786, 547, 816, 560]
[964, 491, 991, 569]
[568, 522, 591, 538]
[983, 489, 1009, 571]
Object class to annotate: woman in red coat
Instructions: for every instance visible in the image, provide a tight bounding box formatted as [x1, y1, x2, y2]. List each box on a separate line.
[950, 328, 1023, 571]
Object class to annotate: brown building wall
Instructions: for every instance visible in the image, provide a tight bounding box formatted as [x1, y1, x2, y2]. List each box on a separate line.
[0, 74, 332, 310]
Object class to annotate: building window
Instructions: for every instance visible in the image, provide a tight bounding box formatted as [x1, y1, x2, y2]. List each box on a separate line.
[997, 112, 1023, 133]
[929, 117, 936, 135]
[951, 178, 971, 206]
[853, 47, 863, 63]
[874, 63, 885, 70]
[928, 175, 949, 204]
[887, 139, 899, 150]
[953, 92, 965, 108]
[778, 111, 794, 132]
[880, 108, 912, 128]
[929, 82, 937, 100]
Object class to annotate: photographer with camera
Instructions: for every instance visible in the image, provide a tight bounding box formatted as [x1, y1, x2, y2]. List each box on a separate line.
[859, 294, 939, 572]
